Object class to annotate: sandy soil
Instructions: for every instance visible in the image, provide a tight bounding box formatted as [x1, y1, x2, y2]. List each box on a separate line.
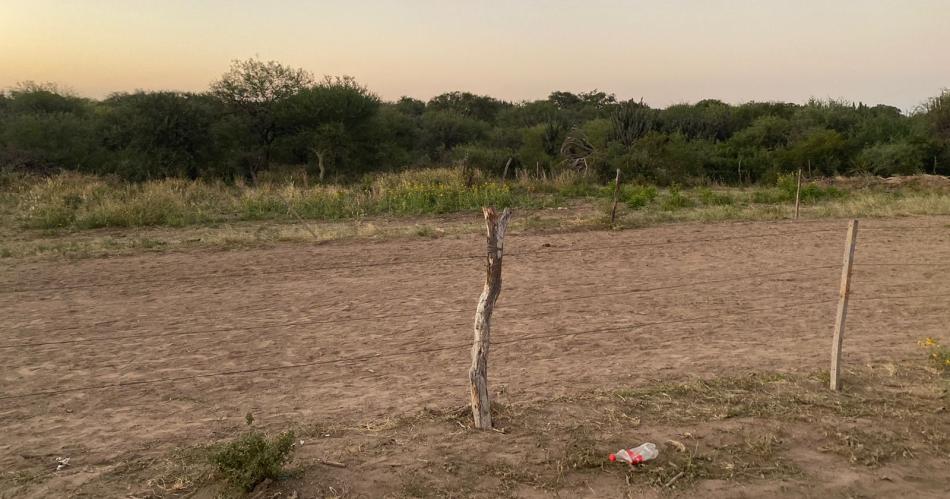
[2, 215, 949, 497]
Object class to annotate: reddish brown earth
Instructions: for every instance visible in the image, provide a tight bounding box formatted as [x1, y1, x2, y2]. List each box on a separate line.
[1, 216, 949, 497]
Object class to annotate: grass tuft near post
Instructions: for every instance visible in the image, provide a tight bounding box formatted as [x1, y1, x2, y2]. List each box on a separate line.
[470, 207, 512, 429]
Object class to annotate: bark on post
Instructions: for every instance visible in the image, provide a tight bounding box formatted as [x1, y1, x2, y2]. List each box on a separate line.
[470, 207, 512, 430]
[610, 169, 622, 225]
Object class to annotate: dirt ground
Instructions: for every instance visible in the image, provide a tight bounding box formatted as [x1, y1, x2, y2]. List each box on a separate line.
[2, 215, 949, 498]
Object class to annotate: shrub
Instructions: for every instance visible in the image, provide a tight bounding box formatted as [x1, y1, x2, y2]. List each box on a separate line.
[750, 188, 790, 204]
[776, 173, 846, 203]
[659, 185, 693, 211]
[622, 185, 658, 209]
[555, 182, 598, 198]
[451, 144, 511, 174]
[856, 142, 927, 176]
[210, 430, 296, 492]
[697, 187, 735, 206]
[240, 191, 291, 220]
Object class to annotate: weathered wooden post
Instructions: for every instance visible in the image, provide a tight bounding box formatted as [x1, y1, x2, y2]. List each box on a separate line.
[470, 207, 512, 429]
[794, 168, 803, 220]
[610, 169, 622, 225]
[830, 220, 858, 391]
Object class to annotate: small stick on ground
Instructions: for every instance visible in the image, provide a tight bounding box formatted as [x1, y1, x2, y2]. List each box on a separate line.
[664, 471, 686, 488]
[317, 458, 347, 468]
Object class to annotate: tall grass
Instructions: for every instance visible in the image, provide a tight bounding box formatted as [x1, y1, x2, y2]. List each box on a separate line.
[4, 168, 948, 232]
[17, 173, 230, 229]
[8, 168, 565, 230]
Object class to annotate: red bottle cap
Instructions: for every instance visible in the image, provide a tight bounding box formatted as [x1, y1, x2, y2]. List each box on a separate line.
[608, 454, 617, 462]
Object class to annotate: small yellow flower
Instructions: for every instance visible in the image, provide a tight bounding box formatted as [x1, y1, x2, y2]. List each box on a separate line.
[919, 337, 938, 348]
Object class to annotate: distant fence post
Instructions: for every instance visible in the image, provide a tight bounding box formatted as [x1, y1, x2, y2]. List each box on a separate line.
[830, 219, 858, 391]
[610, 169, 622, 225]
[502, 157, 512, 185]
[470, 207, 512, 429]
[794, 168, 803, 220]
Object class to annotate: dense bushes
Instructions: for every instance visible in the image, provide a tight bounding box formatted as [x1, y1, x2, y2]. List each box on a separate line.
[2, 60, 948, 184]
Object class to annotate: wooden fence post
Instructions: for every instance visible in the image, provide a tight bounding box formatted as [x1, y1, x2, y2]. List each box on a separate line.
[794, 168, 802, 220]
[610, 169, 622, 225]
[830, 219, 858, 391]
[470, 207, 512, 429]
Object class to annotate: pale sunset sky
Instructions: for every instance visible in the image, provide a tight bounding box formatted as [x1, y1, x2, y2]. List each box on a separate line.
[1, 0, 948, 109]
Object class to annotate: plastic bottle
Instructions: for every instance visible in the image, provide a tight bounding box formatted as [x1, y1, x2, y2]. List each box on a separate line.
[608, 443, 658, 465]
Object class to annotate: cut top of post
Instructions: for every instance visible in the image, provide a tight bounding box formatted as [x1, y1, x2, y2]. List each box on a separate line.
[483, 207, 512, 258]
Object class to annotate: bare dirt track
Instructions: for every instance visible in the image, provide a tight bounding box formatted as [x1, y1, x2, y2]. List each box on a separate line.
[2, 215, 949, 497]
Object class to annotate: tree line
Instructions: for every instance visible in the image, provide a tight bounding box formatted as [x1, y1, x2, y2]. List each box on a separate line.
[1, 58, 948, 184]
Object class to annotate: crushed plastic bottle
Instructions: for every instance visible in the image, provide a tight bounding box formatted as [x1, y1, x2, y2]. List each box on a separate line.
[608, 443, 658, 465]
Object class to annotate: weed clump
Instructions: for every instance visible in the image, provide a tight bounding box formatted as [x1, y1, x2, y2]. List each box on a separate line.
[919, 337, 950, 373]
[210, 427, 296, 492]
[622, 185, 658, 209]
[697, 187, 734, 206]
[660, 185, 693, 211]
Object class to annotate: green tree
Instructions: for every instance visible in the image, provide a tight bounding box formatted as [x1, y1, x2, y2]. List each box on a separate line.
[210, 58, 313, 180]
[100, 91, 221, 179]
[610, 100, 655, 147]
[394, 96, 426, 117]
[659, 100, 734, 141]
[782, 128, 848, 175]
[419, 110, 488, 161]
[426, 91, 510, 123]
[277, 76, 380, 180]
[855, 142, 927, 176]
[921, 90, 950, 172]
[0, 82, 100, 172]
[5, 81, 89, 115]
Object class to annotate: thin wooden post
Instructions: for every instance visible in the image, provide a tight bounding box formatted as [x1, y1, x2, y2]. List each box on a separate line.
[610, 169, 622, 225]
[470, 207, 512, 429]
[501, 157, 512, 185]
[830, 219, 859, 391]
[794, 168, 802, 220]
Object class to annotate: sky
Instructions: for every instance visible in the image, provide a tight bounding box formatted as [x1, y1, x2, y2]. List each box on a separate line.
[1, 0, 948, 110]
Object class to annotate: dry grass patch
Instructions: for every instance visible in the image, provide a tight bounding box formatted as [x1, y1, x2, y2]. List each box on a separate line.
[12, 360, 947, 498]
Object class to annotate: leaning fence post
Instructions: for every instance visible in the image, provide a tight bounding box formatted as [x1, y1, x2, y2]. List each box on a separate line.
[830, 219, 858, 391]
[610, 169, 622, 225]
[794, 168, 802, 220]
[470, 207, 512, 429]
